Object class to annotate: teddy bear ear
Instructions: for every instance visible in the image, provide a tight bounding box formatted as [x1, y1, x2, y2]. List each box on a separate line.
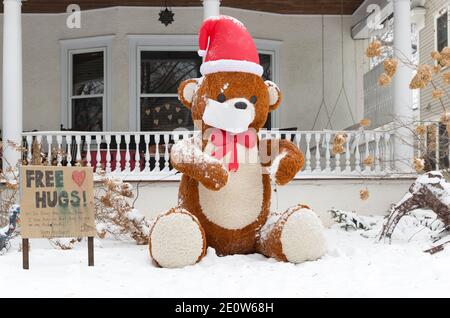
[265, 80, 282, 111]
[178, 79, 199, 109]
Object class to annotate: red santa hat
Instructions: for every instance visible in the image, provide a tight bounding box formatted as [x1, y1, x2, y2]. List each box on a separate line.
[198, 15, 263, 77]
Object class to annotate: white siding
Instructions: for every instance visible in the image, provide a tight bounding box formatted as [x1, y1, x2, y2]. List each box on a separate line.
[419, 0, 450, 121]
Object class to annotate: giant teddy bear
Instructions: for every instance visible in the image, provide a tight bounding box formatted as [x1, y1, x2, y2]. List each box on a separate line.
[149, 15, 326, 268]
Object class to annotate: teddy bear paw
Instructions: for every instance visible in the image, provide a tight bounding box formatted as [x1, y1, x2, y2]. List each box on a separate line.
[149, 208, 206, 268]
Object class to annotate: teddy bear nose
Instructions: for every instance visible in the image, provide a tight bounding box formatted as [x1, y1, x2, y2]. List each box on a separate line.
[234, 102, 247, 110]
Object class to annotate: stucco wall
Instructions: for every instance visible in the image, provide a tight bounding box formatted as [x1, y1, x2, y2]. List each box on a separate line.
[0, 6, 364, 132]
[131, 178, 415, 224]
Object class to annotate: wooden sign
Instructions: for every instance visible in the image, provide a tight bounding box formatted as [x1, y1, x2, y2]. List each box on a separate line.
[20, 165, 96, 269]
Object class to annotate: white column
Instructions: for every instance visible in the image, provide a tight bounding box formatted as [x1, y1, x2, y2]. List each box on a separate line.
[202, 0, 220, 20]
[393, 0, 414, 172]
[2, 0, 23, 171]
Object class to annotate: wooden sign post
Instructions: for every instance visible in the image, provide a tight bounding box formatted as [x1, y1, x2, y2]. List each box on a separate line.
[20, 166, 96, 269]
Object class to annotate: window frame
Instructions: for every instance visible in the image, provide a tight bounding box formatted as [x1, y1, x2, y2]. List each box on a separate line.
[60, 35, 113, 131]
[128, 35, 281, 131]
[69, 47, 106, 131]
[138, 47, 199, 132]
[434, 6, 450, 63]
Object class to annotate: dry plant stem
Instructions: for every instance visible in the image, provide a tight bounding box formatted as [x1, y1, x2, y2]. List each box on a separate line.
[424, 240, 450, 254]
[379, 173, 450, 242]
[94, 178, 150, 245]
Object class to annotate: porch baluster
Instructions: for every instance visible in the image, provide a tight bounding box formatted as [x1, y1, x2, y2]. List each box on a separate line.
[75, 134, 82, 165]
[324, 132, 331, 172]
[334, 133, 341, 173]
[154, 134, 161, 173]
[86, 135, 92, 167]
[144, 134, 151, 173]
[46, 134, 52, 166]
[305, 133, 311, 172]
[354, 133, 361, 173]
[173, 132, 180, 143]
[105, 134, 112, 173]
[124, 134, 131, 173]
[294, 132, 301, 149]
[56, 135, 62, 166]
[134, 134, 141, 173]
[345, 132, 351, 173]
[364, 132, 371, 173]
[95, 134, 102, 172]
[66, 135, 72, 167]
[259, 130, 267, 141]
[115, 134, 122, 173]
[314, 133, 321, 172]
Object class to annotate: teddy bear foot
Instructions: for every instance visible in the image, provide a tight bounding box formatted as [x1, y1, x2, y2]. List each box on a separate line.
[257, 205, 327, 264]
[279, 208, 326, 263]
[149, 208, 206, 268]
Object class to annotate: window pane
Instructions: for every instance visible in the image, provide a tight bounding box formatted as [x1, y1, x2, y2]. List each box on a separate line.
[141, 51, 201, 94]
[72, 97, 103, 131]
[259, 54, 272, 81]
[72, 51, 104, 96]
[437, 13, 448, 52]
[140, 97, 193, 131]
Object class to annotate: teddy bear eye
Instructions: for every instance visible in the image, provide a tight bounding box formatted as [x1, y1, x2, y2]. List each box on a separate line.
[250, 96, 257, 104]
[217, 93, 226, 103]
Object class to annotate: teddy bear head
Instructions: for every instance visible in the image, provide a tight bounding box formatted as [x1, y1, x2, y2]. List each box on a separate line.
[178, 72, 281, 134]
[177, 15, 281, 134]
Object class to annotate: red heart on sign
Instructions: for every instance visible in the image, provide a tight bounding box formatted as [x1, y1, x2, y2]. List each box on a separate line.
[72, 170, 86, 187]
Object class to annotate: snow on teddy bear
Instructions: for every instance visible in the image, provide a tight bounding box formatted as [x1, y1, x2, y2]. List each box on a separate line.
[148, 15, 327, 268]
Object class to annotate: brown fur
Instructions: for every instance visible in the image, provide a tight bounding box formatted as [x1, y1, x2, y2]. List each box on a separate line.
[150, 71, 305, 266]
[179, 72, 280, 134]
[178, 173, 272, 255]
[170, 139, 229, 191]
[256, 204, 311, 262]
[259, 139, 305, 185]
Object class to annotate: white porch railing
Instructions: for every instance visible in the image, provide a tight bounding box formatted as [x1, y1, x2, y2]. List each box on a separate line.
[21, 129, 397, 181]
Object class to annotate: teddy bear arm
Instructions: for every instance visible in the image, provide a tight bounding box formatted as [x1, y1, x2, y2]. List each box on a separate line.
[260, 139, 304, 185]
[170, 137, 228, 191]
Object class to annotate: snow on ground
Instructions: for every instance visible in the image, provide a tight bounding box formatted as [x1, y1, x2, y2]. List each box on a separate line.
[1, 211, 450, 298]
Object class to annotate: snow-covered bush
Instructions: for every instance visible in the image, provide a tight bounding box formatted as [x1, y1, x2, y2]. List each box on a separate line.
[94, 175, 151, 245]
[329, 209, 375, 231]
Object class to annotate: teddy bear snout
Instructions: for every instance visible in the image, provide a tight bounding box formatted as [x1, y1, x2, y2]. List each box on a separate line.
[234, 102, 248, 110]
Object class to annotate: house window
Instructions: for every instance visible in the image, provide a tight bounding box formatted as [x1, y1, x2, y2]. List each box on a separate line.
[138, 51, 273, 131]
[70, 50, 105, 131]
[436, 10, 448, 53]
[139, 51, 201, 131]
[60, 35, 113, 131]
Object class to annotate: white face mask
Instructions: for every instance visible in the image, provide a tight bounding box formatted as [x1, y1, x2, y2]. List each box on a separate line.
[202, 98, 255, 134]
